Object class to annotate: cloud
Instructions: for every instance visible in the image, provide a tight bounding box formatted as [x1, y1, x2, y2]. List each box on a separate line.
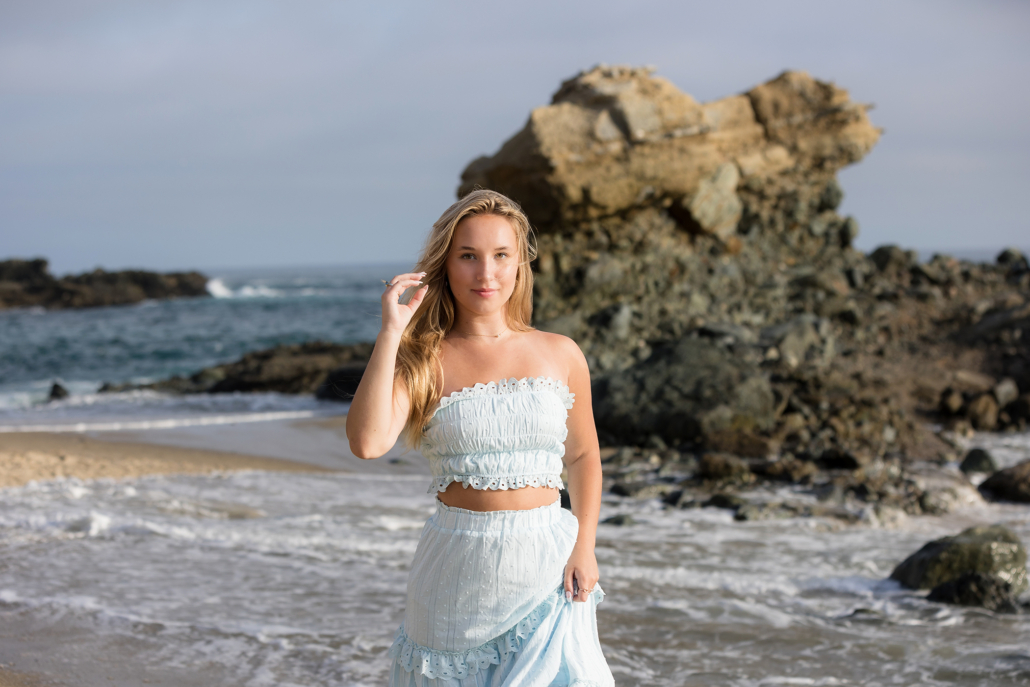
[1, 0, 1028, 272]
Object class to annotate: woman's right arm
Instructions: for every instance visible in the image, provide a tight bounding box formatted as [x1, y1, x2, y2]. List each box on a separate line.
[346, 272, 427, 459]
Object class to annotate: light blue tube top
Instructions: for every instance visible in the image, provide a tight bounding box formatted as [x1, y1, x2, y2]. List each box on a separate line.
[420, 377, 575, 494]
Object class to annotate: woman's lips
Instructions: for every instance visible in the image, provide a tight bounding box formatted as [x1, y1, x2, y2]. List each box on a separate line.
[473, 288, 497, 297]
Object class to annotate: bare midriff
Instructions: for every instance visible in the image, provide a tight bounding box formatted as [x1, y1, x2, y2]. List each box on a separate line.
[436, 482, 560, 512]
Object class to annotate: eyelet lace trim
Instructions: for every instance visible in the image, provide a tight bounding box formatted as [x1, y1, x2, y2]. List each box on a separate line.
[428, 473, 564, 494]
[437, 377, 575, 411]
[389, 591, 557, 680]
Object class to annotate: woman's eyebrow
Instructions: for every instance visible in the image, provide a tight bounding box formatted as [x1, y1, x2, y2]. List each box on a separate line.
[458, 245, 511, 251]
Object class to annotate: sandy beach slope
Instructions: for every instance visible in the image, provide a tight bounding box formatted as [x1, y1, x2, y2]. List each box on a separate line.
[0, 431, 336, 686]
[0, 432, 331, 489]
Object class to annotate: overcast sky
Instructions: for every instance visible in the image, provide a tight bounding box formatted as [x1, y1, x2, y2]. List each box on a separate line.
[1, 0, 1027, 275]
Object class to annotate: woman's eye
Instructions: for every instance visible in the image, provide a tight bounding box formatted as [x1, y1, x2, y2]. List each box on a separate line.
[460, 253, 475, 260]
[496, 253, 508, 259]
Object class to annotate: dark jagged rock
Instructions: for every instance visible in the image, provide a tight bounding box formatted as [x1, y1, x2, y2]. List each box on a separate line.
[959, 448, 997, 475]
[997, 247, 1029, 273]
[927, 572, 1020, 613]
[0, 258, 208, 310]
[592, 337, 774, 447]
[890, 525, 1028, 593]
[48, 383, 69, 401]
[102, 341, 373, 399]
[455, 63, 1030, 516]
[979, 460, 1030, 503]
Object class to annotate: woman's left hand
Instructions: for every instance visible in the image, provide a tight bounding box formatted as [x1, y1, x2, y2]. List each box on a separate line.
[564, 544, 599, 603]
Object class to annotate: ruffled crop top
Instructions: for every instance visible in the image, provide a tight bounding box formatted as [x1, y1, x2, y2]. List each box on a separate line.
[421, 377, 575, 494]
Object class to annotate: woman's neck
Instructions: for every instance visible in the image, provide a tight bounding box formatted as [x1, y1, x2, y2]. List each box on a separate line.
[450, 309, 510, 339]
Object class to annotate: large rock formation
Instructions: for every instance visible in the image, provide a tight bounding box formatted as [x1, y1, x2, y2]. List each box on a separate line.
[460, 66, 884, 446]
[0, 258, 209, 310]
[459, 65, 1030, 474]
[461, 66, 878, 352]
[461, 66, 877, 239]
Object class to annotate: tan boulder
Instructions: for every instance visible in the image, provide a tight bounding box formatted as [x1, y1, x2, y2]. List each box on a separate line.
[459, 65, 880, 237]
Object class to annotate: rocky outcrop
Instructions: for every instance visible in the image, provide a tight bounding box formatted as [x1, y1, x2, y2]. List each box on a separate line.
[457, 64, 1030, 515]
[927, 572, 1021, 613]
[461, 66, 878, 238]
[959, 448, 997, 475]
[460, 66, 896, 456]
[0, 258, 209, 310]
[890, 525, 1028, 595]
[101, 341, 372, 399]
[980, 460, 1030, 503]
[592, 337, 775, 447]
[463, 67, 877, 348]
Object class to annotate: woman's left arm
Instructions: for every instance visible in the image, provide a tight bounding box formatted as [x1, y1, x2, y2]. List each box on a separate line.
[561, 337, 602, 603]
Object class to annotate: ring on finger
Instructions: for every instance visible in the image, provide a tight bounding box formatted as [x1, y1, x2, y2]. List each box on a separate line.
[381, 279, 396, 287]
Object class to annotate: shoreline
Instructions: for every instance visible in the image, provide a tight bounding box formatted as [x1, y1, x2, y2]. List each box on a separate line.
[0, 432, 331, 490]
[0, 430, 336, 687]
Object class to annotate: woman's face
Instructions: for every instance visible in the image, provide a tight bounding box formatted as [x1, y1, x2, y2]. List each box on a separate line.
[445, 214, 519, 319]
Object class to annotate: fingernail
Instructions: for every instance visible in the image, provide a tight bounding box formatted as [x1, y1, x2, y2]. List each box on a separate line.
[565, 591, 572, 603]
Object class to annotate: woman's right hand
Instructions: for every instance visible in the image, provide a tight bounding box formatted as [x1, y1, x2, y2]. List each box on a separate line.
[381, 272, 429, 336]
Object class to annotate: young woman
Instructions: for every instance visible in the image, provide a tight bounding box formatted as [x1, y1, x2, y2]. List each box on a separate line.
[347, 189, 613, 686]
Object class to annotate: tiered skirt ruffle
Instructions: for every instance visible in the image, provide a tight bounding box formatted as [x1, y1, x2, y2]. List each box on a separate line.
[388, 501, 613, 687]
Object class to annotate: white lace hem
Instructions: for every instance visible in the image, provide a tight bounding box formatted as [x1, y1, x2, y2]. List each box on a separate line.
[437, 377, 575, 411]
[428, 473, 564, 494]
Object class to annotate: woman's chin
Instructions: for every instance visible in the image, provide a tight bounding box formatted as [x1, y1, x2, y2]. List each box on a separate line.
[457, 300, 505, 317]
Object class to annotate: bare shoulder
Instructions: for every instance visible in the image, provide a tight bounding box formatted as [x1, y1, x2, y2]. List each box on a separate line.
[525, 330, 587, 378]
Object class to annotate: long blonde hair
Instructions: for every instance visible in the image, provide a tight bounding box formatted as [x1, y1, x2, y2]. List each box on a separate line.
[397, 189, 537, 445]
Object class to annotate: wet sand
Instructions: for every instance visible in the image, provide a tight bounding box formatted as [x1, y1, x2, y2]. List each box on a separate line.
[0, 667, 50, 687]
[94, 414, 431, 475]
[0, 419, 428, 687]
[0, 432, 331, 489]
[0, 432, 327, 687]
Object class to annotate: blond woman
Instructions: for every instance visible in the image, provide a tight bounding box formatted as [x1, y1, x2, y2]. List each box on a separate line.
[347, 189, 613, 685]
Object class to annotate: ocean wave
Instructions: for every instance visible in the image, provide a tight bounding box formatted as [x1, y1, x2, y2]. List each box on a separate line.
[0, 410, 317, 433]
[206, 278, 285, 299]
[205, 278, 234, 298]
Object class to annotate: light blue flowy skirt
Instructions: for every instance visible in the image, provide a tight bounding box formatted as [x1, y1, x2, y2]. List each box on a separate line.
[388, 500, 614, 687]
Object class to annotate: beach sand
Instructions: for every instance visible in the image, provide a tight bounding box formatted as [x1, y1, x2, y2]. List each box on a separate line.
[0, 429, 342, 687]
[0, 667, 49, 687]
[0, 419, 427, 687]
[0, 432, 330, 489]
